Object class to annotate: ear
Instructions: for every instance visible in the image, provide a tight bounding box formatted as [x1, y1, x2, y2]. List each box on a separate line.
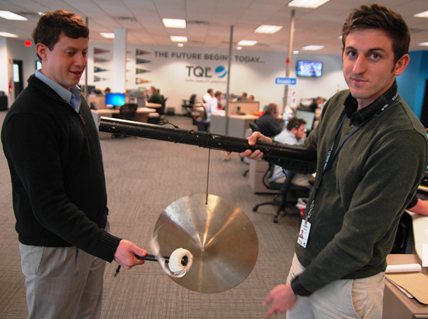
[393, 54, 410, 76]
[36, 43, 49, 62]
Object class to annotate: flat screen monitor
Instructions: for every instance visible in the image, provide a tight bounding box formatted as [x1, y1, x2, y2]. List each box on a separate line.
[105, 92, 126, 108]
[295, 109, 316, 132]
[296, 60, 323, 78]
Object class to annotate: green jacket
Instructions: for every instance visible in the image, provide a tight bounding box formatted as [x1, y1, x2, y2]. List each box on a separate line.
[291, 82, 428, 295]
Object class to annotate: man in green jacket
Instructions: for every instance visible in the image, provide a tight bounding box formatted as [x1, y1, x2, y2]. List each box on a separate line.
[243, 4, 428, 319]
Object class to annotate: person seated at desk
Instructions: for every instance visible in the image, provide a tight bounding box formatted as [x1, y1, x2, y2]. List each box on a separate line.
[147, 87, 164, 104]
[270, 118, 311, 187]
[391, 195, 428, 253]
[407, 196, 428, 215]
[255, 103, 282, 137]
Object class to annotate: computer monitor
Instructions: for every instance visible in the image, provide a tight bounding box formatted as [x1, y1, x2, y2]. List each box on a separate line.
[105, 92, 126, 108]
[295, 109, 316, 132]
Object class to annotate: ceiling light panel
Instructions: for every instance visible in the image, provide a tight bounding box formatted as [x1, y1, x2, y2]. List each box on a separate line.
[288, 0, 331, 9]
[414, 11, 428, 18]
[163, 18, 186, 28]
[255, 25, 283, 34]
[0, 32, 18, 38]
[238, 40, 257, 46]
[100, 32, 115, 39]
[302, 45, 324, 50]
[0, 10, 28, 21]
[170, 36, 188, 42]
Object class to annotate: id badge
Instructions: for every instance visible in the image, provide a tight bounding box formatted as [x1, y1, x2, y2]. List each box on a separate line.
[297, 219, 311, 248]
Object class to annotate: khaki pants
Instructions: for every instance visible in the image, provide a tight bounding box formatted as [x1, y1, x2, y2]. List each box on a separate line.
[286, 254, 384, 319]
[19, 244, 106, 319]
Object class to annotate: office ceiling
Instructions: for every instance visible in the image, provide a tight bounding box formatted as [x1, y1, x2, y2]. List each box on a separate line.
[0, 0, 427, 56]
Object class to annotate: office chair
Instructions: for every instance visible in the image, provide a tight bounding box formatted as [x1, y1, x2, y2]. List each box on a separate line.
[183, 94, 197, 117]
[158, 96, 167, 116]
[253, 166, 311, 223]
[112, 103, 137, 138]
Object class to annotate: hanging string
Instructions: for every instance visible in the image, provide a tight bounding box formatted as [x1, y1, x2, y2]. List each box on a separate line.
[205, 148, 211, 205]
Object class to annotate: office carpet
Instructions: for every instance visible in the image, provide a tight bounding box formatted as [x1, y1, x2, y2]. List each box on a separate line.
[0, 111, 300, 319]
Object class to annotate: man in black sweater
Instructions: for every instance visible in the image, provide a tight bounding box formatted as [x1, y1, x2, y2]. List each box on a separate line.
[255, 102, 282, 137]
[1, 10, 147, 318]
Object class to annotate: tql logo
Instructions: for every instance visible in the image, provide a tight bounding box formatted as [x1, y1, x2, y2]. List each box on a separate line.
[186, 65, 228, 79]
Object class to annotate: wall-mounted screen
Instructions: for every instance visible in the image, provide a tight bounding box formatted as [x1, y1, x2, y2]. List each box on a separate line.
[296, 60, 323, 78]
[105, 92, 126, 108]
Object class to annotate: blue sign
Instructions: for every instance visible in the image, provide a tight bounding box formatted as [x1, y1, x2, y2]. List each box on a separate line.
[275, 77, 297, 85]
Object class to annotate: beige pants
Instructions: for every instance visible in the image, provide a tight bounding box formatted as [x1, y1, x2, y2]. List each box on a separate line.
[19, 244, 106, 319]
[286, 254, 384, 319]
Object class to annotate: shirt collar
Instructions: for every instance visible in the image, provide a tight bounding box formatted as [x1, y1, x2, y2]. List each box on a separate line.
[344, 81, 399, 126]
[35, 70, 81, 113]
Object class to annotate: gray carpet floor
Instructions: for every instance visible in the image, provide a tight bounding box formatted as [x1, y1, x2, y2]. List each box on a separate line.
[0, 111, 299, 318]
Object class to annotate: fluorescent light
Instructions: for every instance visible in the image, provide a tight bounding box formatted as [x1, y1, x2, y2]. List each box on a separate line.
[0, 10, 27, 21]
[163, 18, 186, 28]
[288, 0, 331, 8]
[302, 45, 324, 51]
[236, 46, 242, 50]
[177, 43, 184, 47]
[0, 32, 18, 38]
[418, 42, 428, 47]
[170, 36, 187, 42]
[100, 32, 115, 39]
[293, 50, 299, 54]
[255, 25, 283, 34]
[238, 40, 257, 46]
[415, 11, 428, 18]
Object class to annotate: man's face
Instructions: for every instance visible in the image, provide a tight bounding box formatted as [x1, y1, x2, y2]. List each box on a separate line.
[292, 124, 306, 140]
[342, 29, 409, 109]
[36, 33, 88, 89]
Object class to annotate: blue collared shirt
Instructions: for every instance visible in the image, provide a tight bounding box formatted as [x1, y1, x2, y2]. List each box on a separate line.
[35, 70, 82, 113]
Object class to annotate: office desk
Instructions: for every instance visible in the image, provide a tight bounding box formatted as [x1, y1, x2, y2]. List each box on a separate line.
[91, 108, 155, 138]
[92, 107, 155, 123]
[211, 114, 258, 138]
[146, 102, 161, 109]
[383, 254, 428, 319]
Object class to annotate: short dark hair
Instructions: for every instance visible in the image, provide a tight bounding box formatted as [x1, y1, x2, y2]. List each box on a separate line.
[265, 103, 278, 114]
[32, 10, 89, 54]
[341, 4, 410, 63]
[287, 117, 306, 131]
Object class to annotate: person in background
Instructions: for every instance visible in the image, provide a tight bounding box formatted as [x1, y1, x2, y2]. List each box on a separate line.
[269, 118, 309, 186]
[408, 196, 428, 215]
[238, 91, 249, 101]
[255, 102, 282, 137]
[1, 10, 147, 318]
[203, 88, 213, 103]
[242, 4, 428, 318]
[148, 87, 163, 104]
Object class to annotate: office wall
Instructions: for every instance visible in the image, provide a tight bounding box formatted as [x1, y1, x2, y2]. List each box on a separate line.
[397, 51, 428, 118]
[5, 38, 347, 112]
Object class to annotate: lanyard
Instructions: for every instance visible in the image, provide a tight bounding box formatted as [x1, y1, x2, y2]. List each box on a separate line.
[305, 92, 399, 221]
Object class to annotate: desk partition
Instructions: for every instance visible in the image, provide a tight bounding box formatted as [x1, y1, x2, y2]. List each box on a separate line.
[227, 101, 260, 116]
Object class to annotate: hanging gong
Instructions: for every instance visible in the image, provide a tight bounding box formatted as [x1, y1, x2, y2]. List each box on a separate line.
[151, 193, 259, 293]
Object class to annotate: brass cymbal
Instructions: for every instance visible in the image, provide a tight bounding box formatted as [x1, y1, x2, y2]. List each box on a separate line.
[153, 193, 259, 293]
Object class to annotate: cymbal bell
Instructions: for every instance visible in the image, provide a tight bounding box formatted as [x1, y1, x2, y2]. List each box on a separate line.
[153, 193, 259, 293]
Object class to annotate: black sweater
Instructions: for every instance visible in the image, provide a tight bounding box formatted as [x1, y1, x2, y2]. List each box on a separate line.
[1, 75, 121, 262]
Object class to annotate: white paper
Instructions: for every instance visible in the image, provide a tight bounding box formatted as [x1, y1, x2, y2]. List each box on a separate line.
[385, 263, 421, 273]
